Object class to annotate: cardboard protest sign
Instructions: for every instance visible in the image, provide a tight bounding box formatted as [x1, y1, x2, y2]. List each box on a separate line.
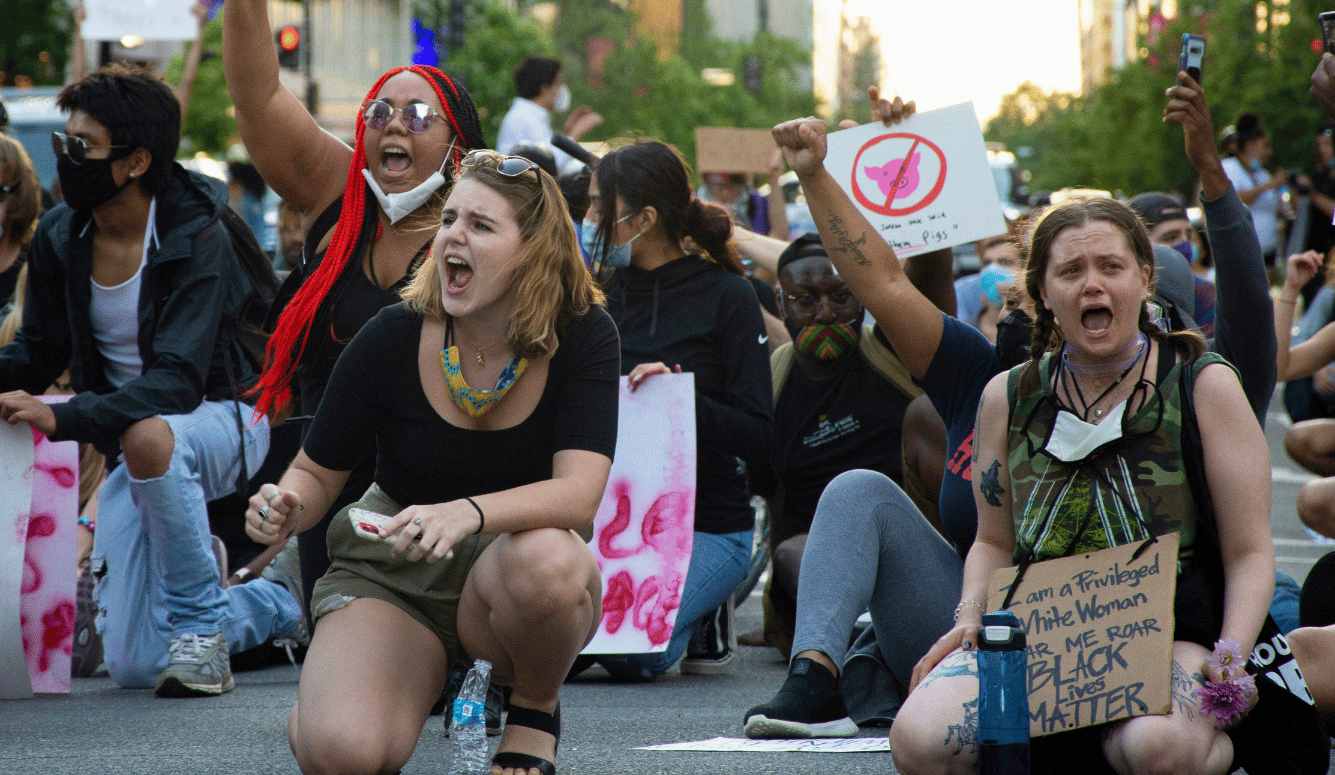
[695, 128, 778, 175]
[986, 534, 1178, 736]
[823, 102, 1006, 258]
[83, 0, 199, 41]
[583, 374, 696, 654]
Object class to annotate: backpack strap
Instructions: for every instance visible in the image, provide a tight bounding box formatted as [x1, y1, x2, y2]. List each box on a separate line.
[770, 342, 795, 406]
[858, 324, 923, 400]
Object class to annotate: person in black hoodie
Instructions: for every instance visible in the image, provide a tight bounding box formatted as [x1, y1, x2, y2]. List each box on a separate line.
[0, 65, 304, 696]
[579, 138, 774, 678]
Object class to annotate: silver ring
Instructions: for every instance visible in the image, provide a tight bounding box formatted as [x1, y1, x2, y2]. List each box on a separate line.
[258, 505, 271, 523]
[264, 490, 278, 504]
[412, 517, 422, 527]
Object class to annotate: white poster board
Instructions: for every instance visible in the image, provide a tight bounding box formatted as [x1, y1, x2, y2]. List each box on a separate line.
[583, 374, 696, 654]
[823, 102, 1006, 258]
[82, 0, 198, 42]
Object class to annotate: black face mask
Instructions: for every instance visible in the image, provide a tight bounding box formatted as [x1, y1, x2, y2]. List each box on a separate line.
[995, 308, 1033, 369]
[57, 151, 135, 213]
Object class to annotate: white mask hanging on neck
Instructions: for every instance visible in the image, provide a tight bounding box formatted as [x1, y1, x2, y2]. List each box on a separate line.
[554, 83, 571, 112]
[362, 140, 455, 225]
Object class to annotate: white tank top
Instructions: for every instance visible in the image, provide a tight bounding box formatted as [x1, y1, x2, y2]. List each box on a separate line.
[88, 198, 157, 388]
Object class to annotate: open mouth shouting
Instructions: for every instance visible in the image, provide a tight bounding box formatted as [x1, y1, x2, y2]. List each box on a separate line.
[380, 145, 412, 179]
[1081, 305, 1113, 338]
[444, 256, 473, 295]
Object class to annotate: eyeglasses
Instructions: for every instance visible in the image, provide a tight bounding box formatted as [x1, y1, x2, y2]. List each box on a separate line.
[461, 150, 539, 178]
[362, 99, 439, 133]
[51, 132, 130, 164]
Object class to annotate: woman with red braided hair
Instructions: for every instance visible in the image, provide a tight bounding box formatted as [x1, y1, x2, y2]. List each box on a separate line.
[224, 0, 487, 614]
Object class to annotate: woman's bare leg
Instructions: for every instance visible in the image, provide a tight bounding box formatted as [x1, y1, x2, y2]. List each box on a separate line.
[458, 528, 602, 775]
[288, 598, 448, 775]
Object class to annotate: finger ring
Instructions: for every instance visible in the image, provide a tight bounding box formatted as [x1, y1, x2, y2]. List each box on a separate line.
[264, 490, 278, 504]
[258, 505, 271, 522]
[412, 517, 422, 527]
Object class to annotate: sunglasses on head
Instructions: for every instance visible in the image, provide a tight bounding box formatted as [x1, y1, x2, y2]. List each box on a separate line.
[461, 150, 539, 178]
[362, 99, 439, 133]
[51, 132, 131, 164]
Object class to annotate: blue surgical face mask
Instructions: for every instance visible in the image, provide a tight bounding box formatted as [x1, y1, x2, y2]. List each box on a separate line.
[979, 262, 1017, 306]
[1171, 240, 1199, 264]
[1249, 158, 1263, 173]
[580, 214, 640, 272]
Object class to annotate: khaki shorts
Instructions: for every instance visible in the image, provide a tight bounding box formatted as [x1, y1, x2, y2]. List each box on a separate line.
[311, 483, 496, 666]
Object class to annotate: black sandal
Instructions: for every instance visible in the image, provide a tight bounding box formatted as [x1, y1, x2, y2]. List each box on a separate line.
[490, 703, 560, 775]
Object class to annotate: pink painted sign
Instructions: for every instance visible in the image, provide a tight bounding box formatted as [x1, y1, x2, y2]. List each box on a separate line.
[0, 399, 79, 698]
[583, 374, 696, 654]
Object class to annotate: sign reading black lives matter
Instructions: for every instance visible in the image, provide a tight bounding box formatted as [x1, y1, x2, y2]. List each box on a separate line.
[986, 534, 1178, 737]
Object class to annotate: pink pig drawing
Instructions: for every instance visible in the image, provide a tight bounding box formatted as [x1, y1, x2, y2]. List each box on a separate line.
[865, 152, 921, 201]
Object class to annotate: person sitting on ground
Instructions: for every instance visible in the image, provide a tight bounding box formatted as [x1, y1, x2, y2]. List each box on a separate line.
[224, 0, 488, 619]
[245, 150, 617, 775]
[573, 138, 774, 679]
[497, 55, 602, 174]
[0, 64, 304, 696]
[1128, 190, 1218, 338]
[892, 191, 1278, 775]
[742, 70, 1276, 742]
[744, 233, 946, 656]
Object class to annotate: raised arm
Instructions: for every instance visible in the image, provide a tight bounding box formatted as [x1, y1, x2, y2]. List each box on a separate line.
[772, 96, 944, 379]
[1276, 251, 1335, 381]
[766, 149, 790, 241]
[171, 2, 209, 118]
[222, 0, 350, 220]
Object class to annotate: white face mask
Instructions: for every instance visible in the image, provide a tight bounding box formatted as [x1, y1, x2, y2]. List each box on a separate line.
[361, 140, 454, 225]
[554, 83, 571, 112]
[1043, 402, 1128, 462]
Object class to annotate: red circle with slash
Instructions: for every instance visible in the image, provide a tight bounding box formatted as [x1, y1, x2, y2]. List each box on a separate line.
[851, 133, 948, 217]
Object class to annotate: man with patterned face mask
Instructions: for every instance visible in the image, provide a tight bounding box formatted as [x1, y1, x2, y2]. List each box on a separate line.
[746, 234, 938, 657]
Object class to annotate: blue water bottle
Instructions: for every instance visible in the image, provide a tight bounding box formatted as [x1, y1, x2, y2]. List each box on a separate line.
[977, 610, 1030, 775]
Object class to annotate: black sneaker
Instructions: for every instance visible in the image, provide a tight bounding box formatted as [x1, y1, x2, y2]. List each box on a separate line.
[681, 597, 736, 674]
[437, 663, 507, 736]
[743, 657, 859, 738]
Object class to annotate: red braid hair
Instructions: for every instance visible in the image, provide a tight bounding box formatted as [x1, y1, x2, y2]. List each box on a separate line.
[251, 65, 471, 419]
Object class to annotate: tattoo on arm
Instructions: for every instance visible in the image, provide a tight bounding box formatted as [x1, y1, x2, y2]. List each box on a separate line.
[825, 215, 873, 267]
[980, 460, 1006, 508]
[944, 696, 980, 755]
[1170, 661, 1205, 721]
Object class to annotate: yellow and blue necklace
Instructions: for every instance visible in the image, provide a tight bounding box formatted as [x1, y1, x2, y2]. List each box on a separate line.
[441, 316, 527, 418]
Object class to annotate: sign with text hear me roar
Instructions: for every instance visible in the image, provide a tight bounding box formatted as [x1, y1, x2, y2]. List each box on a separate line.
[823, 102, 1006, 259]
[986, 534, 1178, 736]
[582, 374, 696, 654]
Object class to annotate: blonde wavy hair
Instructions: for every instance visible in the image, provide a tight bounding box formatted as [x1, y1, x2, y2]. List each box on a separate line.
[401, 153, 604, 358]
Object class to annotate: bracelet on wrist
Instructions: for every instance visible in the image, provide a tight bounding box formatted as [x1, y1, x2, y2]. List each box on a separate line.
[954, 598, 985, 622]
[464, 496, 485, 535]
[77, 515, 95, 532]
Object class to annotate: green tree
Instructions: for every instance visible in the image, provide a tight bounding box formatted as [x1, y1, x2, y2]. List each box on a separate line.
[163, 14, 235, 155]
[1, 0, 75, 87]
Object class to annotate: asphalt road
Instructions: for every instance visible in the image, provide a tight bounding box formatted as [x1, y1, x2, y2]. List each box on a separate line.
[2, 389, 1331, 775]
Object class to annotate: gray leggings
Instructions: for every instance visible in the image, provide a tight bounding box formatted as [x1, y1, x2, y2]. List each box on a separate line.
[793, 469, 963, 686]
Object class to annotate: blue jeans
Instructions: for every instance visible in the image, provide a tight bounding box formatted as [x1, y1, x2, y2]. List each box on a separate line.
[91, 401, 302, 688]
[594, 529, 751, 680]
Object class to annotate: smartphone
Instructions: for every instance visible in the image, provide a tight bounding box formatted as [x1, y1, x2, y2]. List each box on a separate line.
[349, 507, 410, 543]
[1179, 34, 1205, 84]
[1321, 12, 1335, 54]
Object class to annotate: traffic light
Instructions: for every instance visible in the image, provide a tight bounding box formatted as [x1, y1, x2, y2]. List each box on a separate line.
[276, 25, 301, 70]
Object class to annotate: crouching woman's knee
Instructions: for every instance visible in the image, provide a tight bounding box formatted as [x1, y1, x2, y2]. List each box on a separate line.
[889, 679, 979, 775]
[291, 709, 413, 775]
[493, 528, 598, 616]
[120, 417, 175, 481]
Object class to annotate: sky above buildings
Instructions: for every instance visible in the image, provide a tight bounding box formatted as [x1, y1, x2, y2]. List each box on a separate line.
[850, 0, 1082, 124]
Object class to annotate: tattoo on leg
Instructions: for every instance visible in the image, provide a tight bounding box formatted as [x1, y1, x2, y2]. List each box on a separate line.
[1170, 661, 1205, 721]
[920, 652, 979, 689]
[825, 215, 873, 267]
[980, 460, 1005, 508]
[944, 697, 979, 755]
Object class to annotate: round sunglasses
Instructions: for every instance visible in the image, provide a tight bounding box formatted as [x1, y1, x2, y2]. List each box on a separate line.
[51, 132, 130, 164]
[461, 150, 539, 177]
[362, 99, 439, 133]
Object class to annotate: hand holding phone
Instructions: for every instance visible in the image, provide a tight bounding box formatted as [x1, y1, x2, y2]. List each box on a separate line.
[1321, 12, 1335, 54]
[349, 507, 412, 544]
[1179, 34, 1205, 84]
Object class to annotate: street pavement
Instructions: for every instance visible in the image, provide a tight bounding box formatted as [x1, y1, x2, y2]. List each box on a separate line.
[2, 389, 1332, 775]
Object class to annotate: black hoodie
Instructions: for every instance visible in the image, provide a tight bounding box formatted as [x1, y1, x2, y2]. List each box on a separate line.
[607, 254, 774, 534]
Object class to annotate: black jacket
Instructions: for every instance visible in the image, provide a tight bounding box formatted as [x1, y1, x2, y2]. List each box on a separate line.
[0, 164, 255, 456]
[607, 254, 774, 534]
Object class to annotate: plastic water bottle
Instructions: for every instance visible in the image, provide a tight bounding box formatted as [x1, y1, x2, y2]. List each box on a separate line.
[447, 659, 491, 775]
[977, 610, 1030, 775]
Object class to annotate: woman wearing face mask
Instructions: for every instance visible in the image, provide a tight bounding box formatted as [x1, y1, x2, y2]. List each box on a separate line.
[1221, 113, 1288, 271]
[574, 138, 774, 679]
[224, 0, 487, 612]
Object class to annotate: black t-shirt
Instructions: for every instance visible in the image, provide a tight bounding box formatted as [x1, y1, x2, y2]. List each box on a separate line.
[304, 303, 620, 506]
[771, 329, 913, 534]
[1309, 165, 1335, 254]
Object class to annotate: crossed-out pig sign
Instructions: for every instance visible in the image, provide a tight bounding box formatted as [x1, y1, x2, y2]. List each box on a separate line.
[582, 374, 696, 654]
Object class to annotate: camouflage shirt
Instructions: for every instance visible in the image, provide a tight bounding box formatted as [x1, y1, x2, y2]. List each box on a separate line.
[1004, 349, 1229, 565]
